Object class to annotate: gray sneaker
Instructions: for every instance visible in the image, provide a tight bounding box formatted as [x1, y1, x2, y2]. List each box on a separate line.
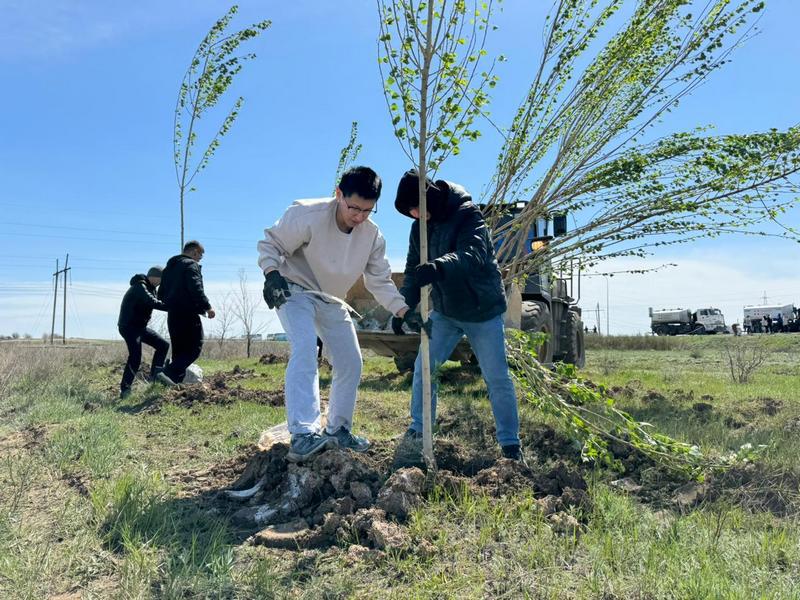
[156, 372, 176, 387]
[287, 433, 337, 463]
[324, 426, 370, 453]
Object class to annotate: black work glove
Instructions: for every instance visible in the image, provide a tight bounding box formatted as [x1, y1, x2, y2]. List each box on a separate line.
[263, 270, 291, 309]
[415, 262, 442, 287]
[392, 310, 432, 338]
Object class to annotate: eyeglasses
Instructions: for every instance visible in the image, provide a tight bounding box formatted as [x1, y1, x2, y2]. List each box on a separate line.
[341, 199, 377, 216]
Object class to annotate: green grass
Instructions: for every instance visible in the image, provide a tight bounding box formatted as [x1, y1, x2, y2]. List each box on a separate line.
[1, 337, 799, 598]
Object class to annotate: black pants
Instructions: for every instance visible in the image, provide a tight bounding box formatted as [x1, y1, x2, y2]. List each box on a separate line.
[120, 326, 170, 392]
[165, 312, 203, 383]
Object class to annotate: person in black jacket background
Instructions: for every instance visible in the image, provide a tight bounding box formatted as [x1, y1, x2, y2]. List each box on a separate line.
[393, 170, 523, 462]
[117, 266, 169, 398]
[157, 240, 215, 384]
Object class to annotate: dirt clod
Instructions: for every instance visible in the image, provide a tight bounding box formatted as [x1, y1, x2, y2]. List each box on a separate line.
[251, 518, 328, 549]
[643, 390, 667, 403]
[692, 402, 713, 415]
[547, 512, 581, 535]
[611, 477, 642, 494]
[259, 353, 284, 365]
[376, 467, 425, 518]
[759, 397, 783, 416]
[673, 481, 709, 508]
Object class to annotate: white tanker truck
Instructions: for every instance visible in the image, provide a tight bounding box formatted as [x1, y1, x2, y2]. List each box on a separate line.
[649, 307, 727, 336]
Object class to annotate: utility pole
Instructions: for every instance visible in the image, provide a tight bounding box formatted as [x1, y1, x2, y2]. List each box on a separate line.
[762, 291, 768, 305]
[62, 254, 70, 345]
[50, 255, 71, 345]
[605, 276, 610, 336]
[50, 259, 59, 344]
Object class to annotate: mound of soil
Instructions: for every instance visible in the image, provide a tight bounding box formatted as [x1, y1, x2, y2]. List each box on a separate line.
[188, 435, 592, 553]
[162, 378, 285, 410]
[758, 397, 783, 416]
[259, 353, 285, 365]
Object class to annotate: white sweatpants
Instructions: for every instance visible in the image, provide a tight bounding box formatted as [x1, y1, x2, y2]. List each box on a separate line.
[276, 285, 363, 436]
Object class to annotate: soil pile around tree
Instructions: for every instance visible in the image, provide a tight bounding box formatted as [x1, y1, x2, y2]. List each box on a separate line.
[182, 432, 592, 552]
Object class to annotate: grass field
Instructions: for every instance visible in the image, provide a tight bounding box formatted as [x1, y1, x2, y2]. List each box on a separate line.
[0, 335, 798, 599]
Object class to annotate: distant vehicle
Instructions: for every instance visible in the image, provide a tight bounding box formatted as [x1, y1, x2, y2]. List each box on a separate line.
[265, 333, 288, 342]
[743, 304, 799, 333]
[648, 307, 727, 336]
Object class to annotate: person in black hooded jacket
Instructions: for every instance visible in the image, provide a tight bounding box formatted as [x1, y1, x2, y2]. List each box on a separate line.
[157, 240, 215, 384]
[117, 266, 169, 398]
[393, 170, 523, 462]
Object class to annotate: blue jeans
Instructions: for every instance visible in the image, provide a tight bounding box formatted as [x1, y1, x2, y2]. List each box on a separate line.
[410, 311, 520, 447]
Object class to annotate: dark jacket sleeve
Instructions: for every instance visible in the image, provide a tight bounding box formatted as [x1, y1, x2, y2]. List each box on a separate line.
[434, 208, 491, 279]
[134, 281, 167, 312]
[399, 224, 421, 310]
[184, 263, 212, 313]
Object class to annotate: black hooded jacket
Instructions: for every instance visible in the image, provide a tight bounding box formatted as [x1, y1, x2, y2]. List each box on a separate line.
[118, 274, 166, 330]
[157, 254, 212, 314]
[397, 178, 507, 322]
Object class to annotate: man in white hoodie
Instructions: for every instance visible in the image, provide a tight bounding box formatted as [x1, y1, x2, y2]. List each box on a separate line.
[258, 166, 423, 462]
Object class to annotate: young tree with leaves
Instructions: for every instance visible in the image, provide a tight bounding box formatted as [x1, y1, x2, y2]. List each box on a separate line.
[480, 0, 799, 280]
[173, 6, 270, 248]
[378, 0, 501, 469]
[333, 122, 363, 193]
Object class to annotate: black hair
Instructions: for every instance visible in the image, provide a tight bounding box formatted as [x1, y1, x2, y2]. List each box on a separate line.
[394, 169, 444, 218]
[183, 240, 204, 253]
[338, 166, 382, 201]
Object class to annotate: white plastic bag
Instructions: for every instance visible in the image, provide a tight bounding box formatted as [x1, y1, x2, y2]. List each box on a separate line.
[183, 363, 204, 384]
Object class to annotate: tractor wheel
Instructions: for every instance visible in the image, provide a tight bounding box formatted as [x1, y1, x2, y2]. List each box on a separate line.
[561, 309, 586, 368]
[393, 352, 417, 373]
[520, 301, 554, 364]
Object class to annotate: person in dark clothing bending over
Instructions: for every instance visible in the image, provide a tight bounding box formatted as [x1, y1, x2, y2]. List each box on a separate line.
[393, 170, 524, 462]
[117, 266, 169, 398]
[157, 240, 215, 385]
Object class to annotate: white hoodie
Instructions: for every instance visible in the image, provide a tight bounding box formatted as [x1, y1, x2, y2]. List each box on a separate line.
[257, 198, 407, 316]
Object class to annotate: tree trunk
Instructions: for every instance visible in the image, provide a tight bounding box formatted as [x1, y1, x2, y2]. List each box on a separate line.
[418, 1, 436, 472]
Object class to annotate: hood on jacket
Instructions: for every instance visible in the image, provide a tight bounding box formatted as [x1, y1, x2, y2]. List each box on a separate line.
[394, 169, 471, 222]
[165, 254, 195, 269]
[129, 274, 148, 286]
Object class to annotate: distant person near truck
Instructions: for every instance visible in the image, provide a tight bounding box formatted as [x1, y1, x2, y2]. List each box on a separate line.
[393, 169, 524, 463]
[257, 166, 418, 463]
[157, 240, 215, 385]
[117, 266, 169, 399]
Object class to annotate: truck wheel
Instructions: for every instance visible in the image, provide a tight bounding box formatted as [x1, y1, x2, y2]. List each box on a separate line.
[393, 352, 417, 373]
[561, 309, 586, 368]
[520, 301, 553, 363]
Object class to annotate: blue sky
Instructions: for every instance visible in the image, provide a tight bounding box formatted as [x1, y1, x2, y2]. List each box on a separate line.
[1, 0, 798, 339]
